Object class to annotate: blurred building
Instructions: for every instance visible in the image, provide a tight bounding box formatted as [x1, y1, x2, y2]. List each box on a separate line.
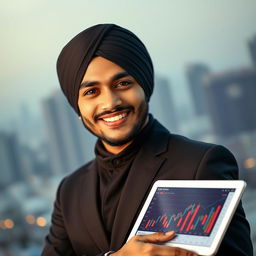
[42, 90, 95, 175]
[185, 63, 211, 116]
[0, 132, 24, 188]
[150, 76, 178, 132]
[204, 68, 256, 137]
[248, 35, 256, 67]
[222, 132, 256, 186]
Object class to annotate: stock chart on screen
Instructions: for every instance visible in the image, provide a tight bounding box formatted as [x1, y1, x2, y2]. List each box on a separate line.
[138, 187, 235, 237]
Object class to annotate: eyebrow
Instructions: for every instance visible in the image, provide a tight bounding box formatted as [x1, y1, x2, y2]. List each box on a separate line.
[80, 71, 131, 89]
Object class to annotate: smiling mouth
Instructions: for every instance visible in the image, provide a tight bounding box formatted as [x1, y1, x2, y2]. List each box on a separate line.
[97, 110, 130, 127]
[102, 112, 127, 122]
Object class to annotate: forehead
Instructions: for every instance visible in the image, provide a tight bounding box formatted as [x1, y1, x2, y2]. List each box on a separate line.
[82, 56, 126, 81]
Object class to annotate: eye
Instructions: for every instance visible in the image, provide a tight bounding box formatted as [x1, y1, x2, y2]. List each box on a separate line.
[83, 88, 98, 96]
[115, 80, 132, 88]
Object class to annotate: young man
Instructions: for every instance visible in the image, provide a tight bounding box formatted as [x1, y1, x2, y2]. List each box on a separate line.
[42, 24, 253, 256]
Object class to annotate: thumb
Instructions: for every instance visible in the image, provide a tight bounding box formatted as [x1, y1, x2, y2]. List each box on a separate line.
[136, 231, 176, 243]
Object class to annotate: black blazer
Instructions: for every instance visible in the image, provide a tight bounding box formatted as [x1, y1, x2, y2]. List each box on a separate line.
[42, 120, 253, 256]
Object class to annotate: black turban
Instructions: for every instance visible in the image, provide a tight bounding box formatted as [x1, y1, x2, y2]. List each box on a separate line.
[56, 24, 154, 114]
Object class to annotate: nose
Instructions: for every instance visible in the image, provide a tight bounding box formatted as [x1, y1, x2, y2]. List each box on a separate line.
[99, 89, 122, 110]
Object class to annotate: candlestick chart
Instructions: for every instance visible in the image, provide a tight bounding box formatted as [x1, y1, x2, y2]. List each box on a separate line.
[138, 187, 234, 236]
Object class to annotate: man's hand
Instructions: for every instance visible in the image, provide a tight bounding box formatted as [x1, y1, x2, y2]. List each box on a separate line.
[112, 231, 198, 256]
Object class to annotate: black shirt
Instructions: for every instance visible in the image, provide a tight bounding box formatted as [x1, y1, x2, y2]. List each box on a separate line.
[95, 115, 154, 239]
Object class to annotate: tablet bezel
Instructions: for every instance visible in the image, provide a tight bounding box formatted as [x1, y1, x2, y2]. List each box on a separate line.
[127, 180, 246, 256]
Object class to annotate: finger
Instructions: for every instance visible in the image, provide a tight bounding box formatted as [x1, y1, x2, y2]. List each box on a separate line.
[146, 243, 198, 256]
[135, 231, 176, 243]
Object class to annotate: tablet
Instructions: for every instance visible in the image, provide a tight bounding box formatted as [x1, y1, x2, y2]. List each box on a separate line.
[127, 180, 246, 256]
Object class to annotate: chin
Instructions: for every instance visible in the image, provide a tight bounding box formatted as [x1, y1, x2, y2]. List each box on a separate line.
[101, 112, 148, 147]
[101, 135, 133, 147]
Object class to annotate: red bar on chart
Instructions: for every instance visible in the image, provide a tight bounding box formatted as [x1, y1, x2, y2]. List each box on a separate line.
[177, 217, 183, 227]
[205, 205, 221, 233]
[186, 205, 200, 232]
[204, 211, 215, 233]
[180, 211, 191, 231]
[162, 216, 168, 226]
[145, 220, 150, 229]
[202, 215, 208, 225]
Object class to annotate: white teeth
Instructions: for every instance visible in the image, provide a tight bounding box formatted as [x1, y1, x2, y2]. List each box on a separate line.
[103, 113, 127, 122]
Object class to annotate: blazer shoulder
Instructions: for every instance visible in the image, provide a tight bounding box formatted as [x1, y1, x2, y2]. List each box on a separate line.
[169, 133, 214, 149]
[166, 134, 238, 180]
[168, 133, 234, 158]
[151, 120, 235, 162]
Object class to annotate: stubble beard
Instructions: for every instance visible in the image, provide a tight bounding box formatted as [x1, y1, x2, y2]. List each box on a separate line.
[80, 101, 149, 147]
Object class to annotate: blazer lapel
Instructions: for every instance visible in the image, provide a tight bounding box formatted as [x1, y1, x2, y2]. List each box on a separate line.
[80, 161, 109, 251]
[110, 121, 170, 250]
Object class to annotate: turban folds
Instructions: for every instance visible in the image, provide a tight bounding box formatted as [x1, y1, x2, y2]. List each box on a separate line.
[57, 24, 154, 114]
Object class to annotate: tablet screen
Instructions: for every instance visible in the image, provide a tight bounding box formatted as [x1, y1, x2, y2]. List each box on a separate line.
[135, 187, 236, 247]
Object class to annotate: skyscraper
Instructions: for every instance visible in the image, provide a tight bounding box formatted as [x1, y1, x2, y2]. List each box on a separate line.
[0, 132, 24, 187]
[248, 35, 256, 67]
[150, 76, 178, 132]
[185, 63, 210, 116]
[42, 90, 95, 175]
[204, 68, 256, 137]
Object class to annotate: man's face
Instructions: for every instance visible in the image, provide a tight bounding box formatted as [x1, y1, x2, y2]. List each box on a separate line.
[78, 56, 148, 147]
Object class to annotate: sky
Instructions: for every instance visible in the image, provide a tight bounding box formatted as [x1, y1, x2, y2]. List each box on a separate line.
[1, 0, 256, 125]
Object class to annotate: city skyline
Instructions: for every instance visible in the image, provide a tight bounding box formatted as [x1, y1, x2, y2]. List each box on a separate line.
[1, 0, 256, 124]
